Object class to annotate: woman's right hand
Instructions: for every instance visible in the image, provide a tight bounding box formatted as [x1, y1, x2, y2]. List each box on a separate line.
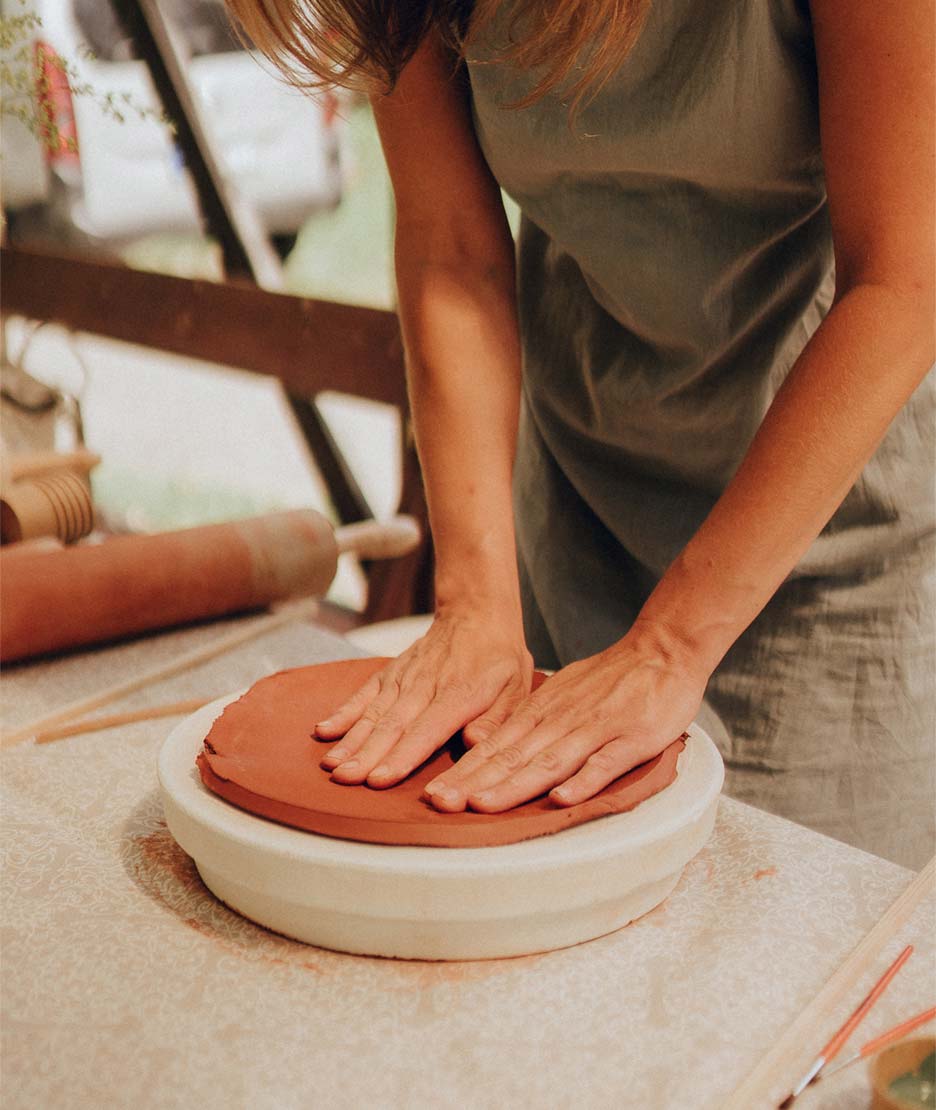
[314, 606, 534, 789]
[315, 26, 533, 791]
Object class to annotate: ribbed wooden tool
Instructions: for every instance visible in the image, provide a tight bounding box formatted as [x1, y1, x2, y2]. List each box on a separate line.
[1, 450, 101, 546]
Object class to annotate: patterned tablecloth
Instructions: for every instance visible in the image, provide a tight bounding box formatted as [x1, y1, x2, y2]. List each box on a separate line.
[2, 615, 933, 1110]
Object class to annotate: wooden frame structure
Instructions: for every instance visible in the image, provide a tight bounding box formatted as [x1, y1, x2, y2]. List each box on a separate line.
[1, 246, 433, 623]
[2, 0, 434, 623]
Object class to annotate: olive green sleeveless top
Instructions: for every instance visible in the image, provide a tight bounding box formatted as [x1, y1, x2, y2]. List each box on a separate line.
[465, 0, 934, 604]
[464, 0, 936, 868]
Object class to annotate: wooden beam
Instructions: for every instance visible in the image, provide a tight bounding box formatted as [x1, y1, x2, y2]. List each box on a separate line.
[287, 395, 375, 523]
[112, 0, 276, 283]
[2, 243, 433, 620]
[1, 245, 407, 407]
[362, 427, 434, 622]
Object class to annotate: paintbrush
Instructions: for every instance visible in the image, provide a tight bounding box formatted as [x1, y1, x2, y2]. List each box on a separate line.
[778, 944, 914, 1107]
[814, 1006, 936, 1082]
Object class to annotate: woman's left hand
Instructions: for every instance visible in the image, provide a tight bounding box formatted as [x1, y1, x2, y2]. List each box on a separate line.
[423, 621, 710, 813]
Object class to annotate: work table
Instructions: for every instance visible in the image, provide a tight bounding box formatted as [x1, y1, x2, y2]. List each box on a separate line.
[2, 614, 933, 1109]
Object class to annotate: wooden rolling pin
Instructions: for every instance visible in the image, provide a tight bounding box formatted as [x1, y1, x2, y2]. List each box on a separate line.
[0, 510, 419, 663]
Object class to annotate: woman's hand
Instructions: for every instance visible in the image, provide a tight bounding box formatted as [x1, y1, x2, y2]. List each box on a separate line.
[315, 608, 534, 789]
[422, 621, 709, 813]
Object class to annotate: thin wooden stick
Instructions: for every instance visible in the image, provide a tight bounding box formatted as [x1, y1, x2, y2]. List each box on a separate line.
[723, 856, 936, 1109]
[5, 449, 101, 483]
[1, 601, 315, 749]
[334, 515, 420, 560]
[34, 697, 213, 744]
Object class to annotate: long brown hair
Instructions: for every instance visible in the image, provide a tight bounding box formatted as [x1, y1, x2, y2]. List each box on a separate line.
[224, 0, 650, 111]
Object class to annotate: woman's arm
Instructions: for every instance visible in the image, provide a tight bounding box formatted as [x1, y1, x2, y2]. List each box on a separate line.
[425, 0, 934, 812]
[316, 29, 534, 784]
[374, 30, 522, 618]
[638, 0, 935, 677]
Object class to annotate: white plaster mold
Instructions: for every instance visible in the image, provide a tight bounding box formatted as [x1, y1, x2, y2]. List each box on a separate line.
[159, 696, 724, 960]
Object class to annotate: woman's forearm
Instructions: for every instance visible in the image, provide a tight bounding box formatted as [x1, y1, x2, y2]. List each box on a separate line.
[395, 224, 525, 618]
[637, 281, 934, 675]
[368, 31, 528, 624]
[640, 0, 936, 679]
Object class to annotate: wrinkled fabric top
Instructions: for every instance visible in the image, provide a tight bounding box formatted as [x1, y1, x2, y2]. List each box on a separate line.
[465, 0, 934, 585]
[464, 1, 936, 870]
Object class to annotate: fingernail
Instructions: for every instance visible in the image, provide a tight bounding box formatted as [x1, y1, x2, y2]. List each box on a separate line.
[423, 781, 440, 796]
[317, 719, 333, 730]
[434, 787, 460, 803]
[327, 747, 349, 762]
[334, 759, 358, 773]
[370, 765, 391, 779]
[552, 787, 570, 803]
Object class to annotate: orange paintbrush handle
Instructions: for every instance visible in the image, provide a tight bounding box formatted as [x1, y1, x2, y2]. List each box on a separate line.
[820, 945, 914, 1062]
[859, 1005, 936, 1058]
[817, 1005, 936, 1083]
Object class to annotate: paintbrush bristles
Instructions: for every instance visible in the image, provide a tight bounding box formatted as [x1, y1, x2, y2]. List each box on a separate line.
[817, 1006, 936, 1082]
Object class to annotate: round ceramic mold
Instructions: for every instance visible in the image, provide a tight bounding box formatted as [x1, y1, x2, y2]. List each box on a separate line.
[159, 695, 723, 960]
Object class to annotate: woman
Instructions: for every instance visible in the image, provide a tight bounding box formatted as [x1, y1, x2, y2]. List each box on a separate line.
[228, 0, 934, 867]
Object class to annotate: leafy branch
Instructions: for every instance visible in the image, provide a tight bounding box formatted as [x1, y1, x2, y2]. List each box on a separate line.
[1, 7, 171, 156]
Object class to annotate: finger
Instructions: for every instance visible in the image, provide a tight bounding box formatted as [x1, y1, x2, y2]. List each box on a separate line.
[320, 709, 382, 772]
[320, 673, 405, 769]
[330, 691, 431, 784]
[423, 715, 537, 809]
[426, 706, 568, 811]
[365, 696, 479, 788]
[549, 735, 652, 806]
[466, 726, 600, 813]
[461, 681, 526, 748]
[455, 710, 595, 807]
[314, 672, 383, 740]
[436, 700, 544, 782]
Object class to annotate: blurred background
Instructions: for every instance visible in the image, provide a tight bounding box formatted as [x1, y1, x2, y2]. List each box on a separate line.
[1, 0, 407, 611]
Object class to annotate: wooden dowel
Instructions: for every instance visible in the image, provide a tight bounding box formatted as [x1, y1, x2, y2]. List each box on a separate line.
[334, 515, 420, 560]
[5, 449, 101, 483]
[34, 697, 213, 744]
[723, 855, 936, 1108]
[1, 600, 315, 749]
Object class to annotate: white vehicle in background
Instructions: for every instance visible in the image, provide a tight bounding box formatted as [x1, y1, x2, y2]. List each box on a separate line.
[4, 0, 345, 247]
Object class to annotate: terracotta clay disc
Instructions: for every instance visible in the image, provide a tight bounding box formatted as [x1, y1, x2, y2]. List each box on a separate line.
[197, 657, 685, 848]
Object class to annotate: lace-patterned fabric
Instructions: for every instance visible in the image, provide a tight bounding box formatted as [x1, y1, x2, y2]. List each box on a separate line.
[1, 617, 933, 1107]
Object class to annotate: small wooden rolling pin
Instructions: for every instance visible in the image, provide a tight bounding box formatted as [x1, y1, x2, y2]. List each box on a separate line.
[0, 511, 419, 664]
